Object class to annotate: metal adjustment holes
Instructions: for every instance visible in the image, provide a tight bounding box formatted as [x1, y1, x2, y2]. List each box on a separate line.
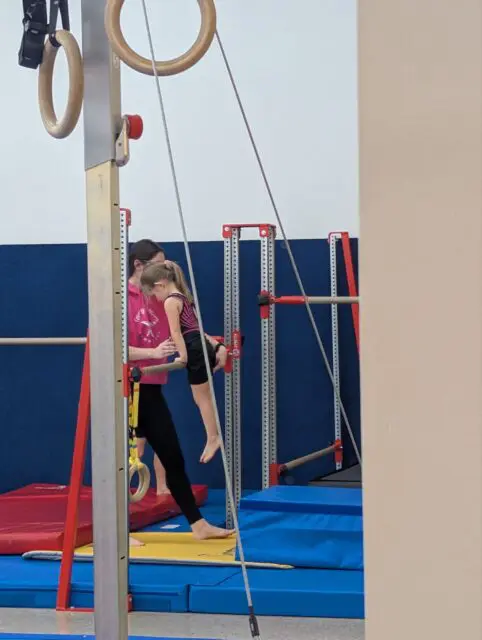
[38, 30, 84, 139]
[104, 0, 217, 76]
[129, 462, 151, 503]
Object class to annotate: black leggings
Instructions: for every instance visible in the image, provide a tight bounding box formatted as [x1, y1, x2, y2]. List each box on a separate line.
[136, 383, 202, 525]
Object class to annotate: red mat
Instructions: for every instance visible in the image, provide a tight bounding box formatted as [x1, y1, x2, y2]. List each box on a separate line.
[0, 483, 208, 555]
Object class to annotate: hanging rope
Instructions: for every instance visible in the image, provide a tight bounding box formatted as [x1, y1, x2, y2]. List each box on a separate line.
[138, 2, 261, 639]
[214, 31, 362, 468]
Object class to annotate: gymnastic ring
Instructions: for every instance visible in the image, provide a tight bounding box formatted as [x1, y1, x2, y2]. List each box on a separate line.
[38, 31, 84, 139]
[129, 462, 151, 503]
[104, 0, 217, 77]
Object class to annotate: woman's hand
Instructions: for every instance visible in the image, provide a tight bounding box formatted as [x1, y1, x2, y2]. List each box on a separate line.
[214, 344, 228, 372]
[151, 338, 177, 360]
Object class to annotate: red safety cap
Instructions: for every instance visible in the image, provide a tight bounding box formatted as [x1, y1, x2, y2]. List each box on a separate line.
[126, 115, 144, 140]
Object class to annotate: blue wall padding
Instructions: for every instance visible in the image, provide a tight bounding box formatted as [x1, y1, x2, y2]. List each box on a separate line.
[0, 636, 216, 640]
[236, 509, 363, 569]
[189, 568, 365, 619]
[240, 486, 363, 516]
[0, 239, 359, 494]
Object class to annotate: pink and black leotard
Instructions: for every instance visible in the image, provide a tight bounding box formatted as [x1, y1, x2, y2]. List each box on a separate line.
[166, 293, 216, 385]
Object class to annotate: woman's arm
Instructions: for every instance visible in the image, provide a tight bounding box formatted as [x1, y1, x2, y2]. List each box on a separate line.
[164, 297, 188, 363]
[129, 340, 176, 361]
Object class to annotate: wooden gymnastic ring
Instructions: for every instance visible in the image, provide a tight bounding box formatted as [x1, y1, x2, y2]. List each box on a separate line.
[104, 0, 217, 77]
[129, 462, 151, 503]
[38, 31, 84, 139]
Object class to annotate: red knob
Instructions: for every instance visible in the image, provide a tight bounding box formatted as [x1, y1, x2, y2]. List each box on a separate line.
[126, 115, 144, 140]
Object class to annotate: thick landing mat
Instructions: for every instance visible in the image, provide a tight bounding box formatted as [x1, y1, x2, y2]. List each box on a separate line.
[239, 485, 362, 516]
[24, 532, 292, 569]
[235, 510, 363, 570]
[0, 555, 237, 611]
[190, 568, 365, 619]
[0, 483, 207, 555]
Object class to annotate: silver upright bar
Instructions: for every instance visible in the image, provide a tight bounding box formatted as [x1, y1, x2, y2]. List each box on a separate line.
[261, 226, 277, 488]
[224, 231, 235, 528]
[329, 234, 342, 471]
[231, 229, 242, 519]
[81, 2, 128, 640]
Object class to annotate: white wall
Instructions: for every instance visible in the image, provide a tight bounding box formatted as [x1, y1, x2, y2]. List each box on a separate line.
[1, 0, 358, 245]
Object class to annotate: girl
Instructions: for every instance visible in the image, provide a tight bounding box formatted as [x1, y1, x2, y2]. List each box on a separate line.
[140, 260, 223, 464]
[128, 239, 232, 541]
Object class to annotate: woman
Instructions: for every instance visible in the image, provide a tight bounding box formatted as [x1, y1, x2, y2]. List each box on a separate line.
[128, 239, 233, 542]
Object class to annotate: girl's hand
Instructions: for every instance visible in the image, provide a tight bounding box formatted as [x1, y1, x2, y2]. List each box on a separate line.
[214, 344, 228, 372]
[151, 339, 177, 359]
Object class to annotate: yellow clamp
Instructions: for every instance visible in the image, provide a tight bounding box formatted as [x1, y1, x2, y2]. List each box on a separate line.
[128, 381, 151, 503]
[38, 31, 84, 139]
[104, 0, 217, 77]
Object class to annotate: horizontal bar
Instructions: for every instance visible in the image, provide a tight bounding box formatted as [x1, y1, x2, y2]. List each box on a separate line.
[222, 223, 276, 230]
[281, 443, 339, 473]
[0, 337, 87, 345]
[140, 360, 186, 376]
[274, 295, 359, 305]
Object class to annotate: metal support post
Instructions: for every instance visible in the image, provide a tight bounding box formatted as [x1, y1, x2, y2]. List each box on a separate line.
[223, 225, 244, 527]
[81, 2, 128, 639]
[329, 233, 342, 470]
[224, 228, 242, 528]
[260, 225, 277, 488]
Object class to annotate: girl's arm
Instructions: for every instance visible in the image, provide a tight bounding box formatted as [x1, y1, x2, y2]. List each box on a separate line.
[164, 297, 188, 363]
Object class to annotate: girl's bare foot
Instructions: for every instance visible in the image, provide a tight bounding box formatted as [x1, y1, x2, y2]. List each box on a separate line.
[129, 536, 144, 547]
[200, 436, 221, 464]
[156, 486, 171, 496]
[191, 519, 235, 540]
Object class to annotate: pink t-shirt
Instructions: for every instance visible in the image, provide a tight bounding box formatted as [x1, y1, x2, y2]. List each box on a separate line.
[128, 281, 170, 385]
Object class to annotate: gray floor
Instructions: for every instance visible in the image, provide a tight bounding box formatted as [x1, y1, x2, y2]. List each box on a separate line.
[0, 608, 364, 639]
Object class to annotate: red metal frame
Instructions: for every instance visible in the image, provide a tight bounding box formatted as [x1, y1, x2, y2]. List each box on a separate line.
[328, 231, 360, 353]
[222, 223, 276, 239]
[56, 336, 91, 611]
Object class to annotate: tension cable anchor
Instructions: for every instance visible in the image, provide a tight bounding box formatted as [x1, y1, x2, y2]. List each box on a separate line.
[19, 0, 84, 139]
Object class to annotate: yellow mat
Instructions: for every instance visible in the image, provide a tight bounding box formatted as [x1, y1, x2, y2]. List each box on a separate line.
[72, 532, 292, 569]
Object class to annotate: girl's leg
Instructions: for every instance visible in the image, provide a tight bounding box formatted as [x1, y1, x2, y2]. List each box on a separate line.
[153, 455, 170, 495]
[191, 382, 221, 463]
[141, 384, 233, 539]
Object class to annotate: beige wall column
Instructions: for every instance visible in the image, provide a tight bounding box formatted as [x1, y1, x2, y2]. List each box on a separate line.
[359, 1, 482, 639]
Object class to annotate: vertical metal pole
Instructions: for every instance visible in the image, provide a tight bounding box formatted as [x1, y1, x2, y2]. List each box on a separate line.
[231, 228, 242, 517]
[81, 3, 128, 640]
[330, 234, 342, 470]
[224, 233, 234, 528]
[261, 227, 277, 488]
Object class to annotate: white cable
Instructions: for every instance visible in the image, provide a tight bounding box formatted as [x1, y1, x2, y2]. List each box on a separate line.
[138, 3, 261, 639]
[214, 30, 362, 468]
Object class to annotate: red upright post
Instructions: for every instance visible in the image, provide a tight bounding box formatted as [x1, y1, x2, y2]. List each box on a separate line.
[339, 233, 360, 353]
[56, 336, 91, 611]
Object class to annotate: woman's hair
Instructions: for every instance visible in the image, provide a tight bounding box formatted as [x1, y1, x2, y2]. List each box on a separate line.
[128, 239, 164, 276]
[141, 260, 194, 304]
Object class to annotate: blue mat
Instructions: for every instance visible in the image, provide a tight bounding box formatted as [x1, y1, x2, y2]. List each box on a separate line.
[0, 556, 237, 611]
[236, 510, 363, 570]
[240, 485, 363, 516]
[0, 636, 217, 640]
[190, 568, 364, 619]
